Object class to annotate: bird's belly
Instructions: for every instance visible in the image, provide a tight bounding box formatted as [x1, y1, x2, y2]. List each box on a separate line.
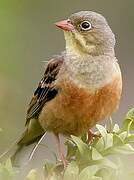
[39, 75, 122, 136]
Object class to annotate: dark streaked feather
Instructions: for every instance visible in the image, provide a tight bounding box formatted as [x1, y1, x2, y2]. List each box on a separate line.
[26, 57, 64, 124]
[2, 57, 64, 166]
[1, 56, 65, 166]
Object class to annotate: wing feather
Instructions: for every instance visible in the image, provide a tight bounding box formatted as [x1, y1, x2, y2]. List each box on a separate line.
[26, 56, 63, 124]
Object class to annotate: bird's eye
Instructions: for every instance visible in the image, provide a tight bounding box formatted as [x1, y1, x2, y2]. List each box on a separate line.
[80, 21, 92, 31]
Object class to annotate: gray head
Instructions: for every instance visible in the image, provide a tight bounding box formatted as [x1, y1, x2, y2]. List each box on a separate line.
[55, 11, 115, 56]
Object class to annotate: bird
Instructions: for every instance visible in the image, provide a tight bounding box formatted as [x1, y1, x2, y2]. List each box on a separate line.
[1, 11, 122, 167]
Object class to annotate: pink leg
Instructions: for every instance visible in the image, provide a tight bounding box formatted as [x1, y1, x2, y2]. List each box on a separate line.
[54, 133, 68, 168]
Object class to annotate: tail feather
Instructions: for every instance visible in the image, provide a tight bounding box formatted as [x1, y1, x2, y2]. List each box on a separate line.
[0, 139, 22, 165]
[0, 118, 46, 167]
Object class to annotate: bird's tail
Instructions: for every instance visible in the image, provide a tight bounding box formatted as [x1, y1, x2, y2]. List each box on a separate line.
[0, 118, 46, 167]
[0, 138, 21, 165]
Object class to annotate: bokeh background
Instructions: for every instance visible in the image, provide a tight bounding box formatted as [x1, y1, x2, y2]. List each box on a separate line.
[0, 0, 134, 171]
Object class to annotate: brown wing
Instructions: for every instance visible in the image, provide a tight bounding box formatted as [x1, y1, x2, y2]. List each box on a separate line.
[26, 56, 63, 125]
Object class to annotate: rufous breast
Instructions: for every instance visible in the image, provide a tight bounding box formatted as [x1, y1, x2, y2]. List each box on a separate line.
[39, 74, 122, 136]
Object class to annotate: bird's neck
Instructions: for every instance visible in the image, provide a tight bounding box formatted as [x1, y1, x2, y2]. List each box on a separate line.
[64, 31, 115, 57]
[64, 52, 119, 91]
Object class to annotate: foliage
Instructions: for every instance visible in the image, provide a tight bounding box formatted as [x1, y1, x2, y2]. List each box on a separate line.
[1, 108, 134, 180]
[0, 159, 18, 180]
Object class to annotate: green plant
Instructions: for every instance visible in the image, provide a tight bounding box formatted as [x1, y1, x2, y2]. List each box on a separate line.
[43, 108, 134, 180]
[0, 159, 17, 180]
[1, 108, 134, 180]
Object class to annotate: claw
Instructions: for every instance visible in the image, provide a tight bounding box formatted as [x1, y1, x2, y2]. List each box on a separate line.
[88, 130, 100, 143]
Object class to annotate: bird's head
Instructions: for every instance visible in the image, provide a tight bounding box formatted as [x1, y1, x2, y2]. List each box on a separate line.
[55, 11, 115, 56]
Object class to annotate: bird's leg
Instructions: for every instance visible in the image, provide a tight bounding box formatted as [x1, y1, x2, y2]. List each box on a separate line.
[87, 129, 100, 143]
[54, 133, 68, 168]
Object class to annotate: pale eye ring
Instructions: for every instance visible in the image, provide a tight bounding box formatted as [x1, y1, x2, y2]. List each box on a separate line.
[80, 21, 92, 31]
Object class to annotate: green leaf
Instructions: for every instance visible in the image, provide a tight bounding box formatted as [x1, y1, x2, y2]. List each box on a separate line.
[0, 159, 16, 180]
[71, 136, 88, 154]
[78, 165, 99, 180]
[130, 122, 134, 131]
[26, 169, 38, 180]
[119, 131, 128, 141]
[92, 148, 103, 160]
[122, 119, 132, 132]
[63, 161, 79, 180]
[97, 125, 114, 149]
[81, 133, 88, 143]
[93, 137, 105, 152]
[65, 140, 77, 160]
[96, 167, 117, 180]
[125, 134, 134, 143]
[100, 158, 117, 170]
[113, 124, 120, 133]
[122, 108, 134, 132]
[113, 134, 124, 146]
[126, 108, 134, 120]
[5, 159, 13, 172]
[105, 134, 113, 149]
[96, 125, 113, 149]
[102, 143, 134, 156]
[71, 135, 91, 160]
[112, 144, 134, 155]
[96, 125, 107, 139]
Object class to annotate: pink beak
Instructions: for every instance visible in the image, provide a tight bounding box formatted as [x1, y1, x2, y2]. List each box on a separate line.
[55, 20, 74, 31]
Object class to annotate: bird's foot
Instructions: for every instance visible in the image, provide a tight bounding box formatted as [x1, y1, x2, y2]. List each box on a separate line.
[59, 153, 68, 169]
[87, 130, 100, 143]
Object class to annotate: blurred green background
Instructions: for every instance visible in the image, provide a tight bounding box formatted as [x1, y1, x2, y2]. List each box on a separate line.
[0, 0, 134, 159]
